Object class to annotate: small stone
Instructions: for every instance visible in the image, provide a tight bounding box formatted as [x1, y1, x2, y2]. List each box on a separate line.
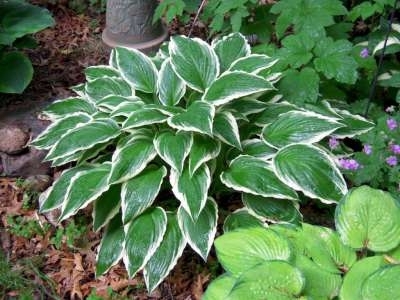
[0, 125, 30, 155]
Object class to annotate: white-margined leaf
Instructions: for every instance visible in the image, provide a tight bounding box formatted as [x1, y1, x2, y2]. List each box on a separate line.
[85, 65, 119, 81]
[77, 141, 112, 164]
[157, 59, 186, 106]
[220, 155, 298, 200]
[42, 98, 96, 119]
[109, 48, 118, 68]
[189, 134, 221, 176]
[213, 111, 241, 149]
[147, 104, 185, 117]
[71, 83, 85, 96]
[229, 54, 278, 74]
[123, 207, 167, 278]
[332, 109, 375, 138]
[50, 151, 84, 167]
[177, 198, 217, 260]
[115, 47, 158, 93]
[144, 213, 187, 292]
[93, 184, 121, 231]
[253, 101, 299, 126]
[170, 164, 211, 221]
[154, 131, 193, 173]
[97, 95, 140, 112]
[223, 208, 264, 232]
[85, 77, 133, 102]
[222, 98, 267, 117]
[110, 101, 145, 118]
[273, 144, 347, 204]
[262, 111, 344, 148]
[169, 35, 219, 92]
[122, 107, 169, 129]
[241, 139, 276, 160]
[203, 71, 275, 106]
[121, 166, 167, 224]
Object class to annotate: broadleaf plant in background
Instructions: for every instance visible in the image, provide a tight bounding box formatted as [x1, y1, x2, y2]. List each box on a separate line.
[32, 33, 373, 292]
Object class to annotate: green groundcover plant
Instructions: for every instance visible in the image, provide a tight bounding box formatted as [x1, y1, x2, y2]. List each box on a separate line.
[32, 33, 373, 292]
[204, 186, 400, 300]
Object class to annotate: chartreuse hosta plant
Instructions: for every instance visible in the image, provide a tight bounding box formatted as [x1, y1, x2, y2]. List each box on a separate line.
[32, 33, 373, 292]
[204, 186, 400, 300]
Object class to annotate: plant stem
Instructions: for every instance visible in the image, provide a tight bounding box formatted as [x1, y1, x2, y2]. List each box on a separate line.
[188, 0, 207, 37]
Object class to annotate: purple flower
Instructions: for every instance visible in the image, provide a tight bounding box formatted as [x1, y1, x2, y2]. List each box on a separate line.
[390, 144, 400, 155]
[339, 158, 360, 170]
[387, 118, 398, 131]
[386, 156, 397, 166]
[363, 144, 372, 155]
[329, 137, 339, 149]
[360, 48, 369, 58]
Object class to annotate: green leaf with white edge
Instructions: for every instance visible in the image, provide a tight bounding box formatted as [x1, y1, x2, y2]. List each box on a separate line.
[0, 51, 33, 94]
[222, 98, 268, 117]
[154, 131, 193, 173]
[85, 65, 119, 81]
[115, 47, 158, 93]
[215, 226, 292, 275]
[335, 186, 400, 252]
[212, 32, 251, 72]
[243, 194, 302, 225]
[96, 213, 124, 277]
[97, 95, 140, 112]
[71, 83, 85, 97]
[42, 98, 97, 119]
[45, 119, 120, 161]
[110, 101, 145, 118]
[93, 184, 121, 231]
[361, 265, 400, 300]
[221, 155, 298, 201]
[262, 110, 344, 148]
[229, 261, 304, 300]
[157, 59, 186, 106]
[273, 144, 347, 204]
[202, 71, 274, 106]
[123, 207, 167, 278]
[85, 77, 133, 102]
[169, 35, 219, 92]
[59, 163, 111, 221]
[223, 208, 264, 232]
[109, 137, 157, 184]
[202, 274, 237, 300]
[122, 107, 169, 129]
[253, 101, 299, 126]
[143, 213, 187, 292]
[50, 151, 83, 167]
[228, 54, 278, 74]
[177, 198, 217, 260]
[121, 166, 167, 224]
[189, 134, 221, 176]
[340, 256, 387, 300]
[241, 139, 276, 160]
[31, 112, 92, 149]
[170, 164, 211, 221]
[332, 109, 375, 138]
[168, 101, 215, 136]
[213, 111, 241, 149]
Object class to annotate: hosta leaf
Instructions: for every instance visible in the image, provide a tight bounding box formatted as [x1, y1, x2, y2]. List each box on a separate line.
[115, 47, 158, 93]
[109, 138, 157, 184]
[96, 214, 124, 276]
[93, 184, 121, 231]
[223, 208, 264, 232]
[273, 144, 347, 203]
[50, 151, 84, 167]
[170, 164, 211, 221]
[332, 109, 374, 138]
[85, 77, 133, 102]
[241, 139, 276, 159]
[229, 54, 278, 74]
[0, 51, 33, 94]
[45, 119, 120, 161]
[77, 141, 112, 164]
[262, 111, 344, 148]
[168, 101, 215, 135]
[59, 163, 111, 221]
[189, 135, 221, 176]
[335, 186, 400, 252]
[97, 95, 139, 112]
[212, 32, 251, 72]
[361, 265, 400, 300]
[154, 131, 193, 173]
[253, 101, 298, 126]
[220, 155, 298, 200]
[85, 65, 119, 81]
[123, 207, 167, 278]
[213, 111, 241, 149]
[121, 166, 167, 224]
[143, 213, 187, 293]
[202, 274, 237, 300]
[42, 98, 97, 119]
[222, 98, 267, 117]
[169, 35, 219, 92]
[202, 71, 274, 106]
[177, 198, 217, 260]
[122, 107, 169, 129]
[157, 59, 186, 106]
[110, 101, 145, 118]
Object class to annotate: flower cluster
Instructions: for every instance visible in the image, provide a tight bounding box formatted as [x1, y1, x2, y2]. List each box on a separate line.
[338, 158, 360, 170]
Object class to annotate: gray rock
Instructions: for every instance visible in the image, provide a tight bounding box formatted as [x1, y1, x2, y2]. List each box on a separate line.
[0, 125, 30, 155]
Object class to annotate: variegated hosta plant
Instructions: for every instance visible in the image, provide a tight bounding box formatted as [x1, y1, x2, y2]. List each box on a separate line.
[31, 32, 373, 292]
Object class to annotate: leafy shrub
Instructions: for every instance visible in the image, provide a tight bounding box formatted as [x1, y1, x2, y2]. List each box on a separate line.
[204, 186, 400, 300]
[32, 33, 372, 292]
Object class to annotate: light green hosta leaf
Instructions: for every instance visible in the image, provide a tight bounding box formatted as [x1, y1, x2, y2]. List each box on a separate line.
[122, 107, 169, 129]
[243, 194, 302, 225]
[202, 274, 237, 300]
[42, 98, 97, 119]
[154, 131, 193, 173]
[157, 59, 186, 106]
[223, 208, 264, 232]
[177, 198, 217, 260]
[332, 110, 374, 138]
[168, 101, 215, 136]
[115, 47, 158, 93]
[123, 207, 167, 278]
[169, 35, 219, 92]
[109, 138, 157, 184]
[340, 256, 386, 300]
[273, 144, 347, 204]
[31, 113, 92, 149]
[93, 184, 121, 231]
[85, 77, 133, 102]
[45, 119, 120, 161]
[189, 135, 220, 176]
[221, 155, 298, 200]
[215, 227, 292, 275]
[213, 111, 241, 149]
[85, 65, 119, 81]
[143, 213, 186, 293]
[361, 265, 400, 300]
[335, 186, 400, 252]
[170, 164, 211, 221]
[202, 71, 274, 106]
[96, 214, 124, 276]
[253, 101, 299, 126]
[121, 166, 167, 224]
[262, 111, 344, 148]
[229, 54, 278, 74]
[212, 32, 250, 72]
[59, 163, 111, 221]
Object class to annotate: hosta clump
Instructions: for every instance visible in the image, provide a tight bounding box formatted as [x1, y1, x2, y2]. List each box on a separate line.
[32, 32, 373, 292]
[204, 186, 400, 300]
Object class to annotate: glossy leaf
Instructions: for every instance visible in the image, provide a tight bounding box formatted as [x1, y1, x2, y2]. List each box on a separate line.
[229, 54, 278, 74]
[213, 111, 241, 149]
[42, 98, 97, 119]
[223, 209, 264, 232]
[157, 59, 186, 106]
[85, 77, 133, 102]
[361, 265, 400, 300]
[332, 109, 375, 138]
[202, 274, 237, 300]
[189, 135, 221, 176]
[122, 107, 169, 129]
[93, 184, 121, 231]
